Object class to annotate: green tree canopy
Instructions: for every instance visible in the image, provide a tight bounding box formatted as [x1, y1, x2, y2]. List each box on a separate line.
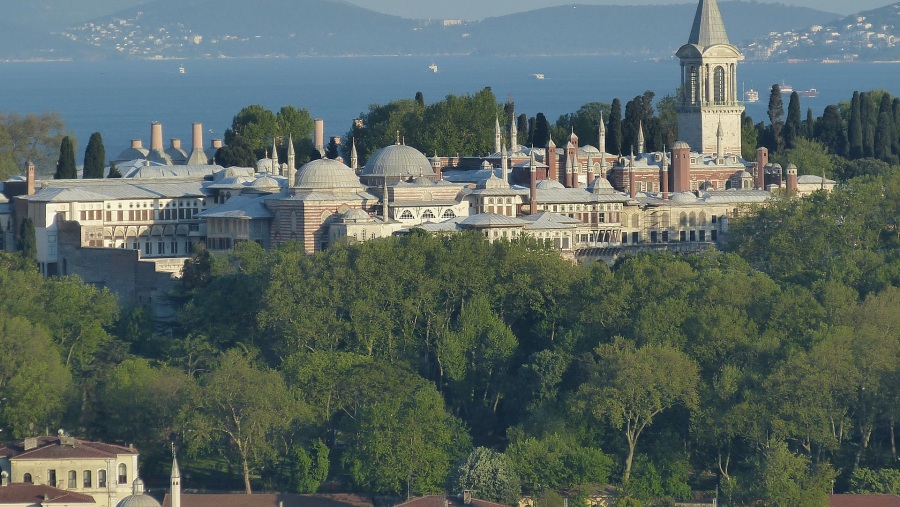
[55, 135, 76, 179]
[450, 447, 521, 505]
[82, 131, 105, 179]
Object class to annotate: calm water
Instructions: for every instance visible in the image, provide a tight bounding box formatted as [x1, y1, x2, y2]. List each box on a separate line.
[1, 56, 899, 158]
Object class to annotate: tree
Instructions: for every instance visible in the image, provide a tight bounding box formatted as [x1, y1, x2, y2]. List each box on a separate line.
[189, 349, 300, 494]
[815, 105, 848, 157]
[740, 112, 758, 160]
[767, 84, 785, 153]
[415, 91, 425, 107]
[533, 113, 550, 148]
[215, 134, 256, 168]
[18, 217, 36, 262]
[623, 95, 644, 154]
[450, 447, 521, 505]
[516, 114, 528, 146]
[775, 138, 835, 178]
[745, 441, 836, 507]
[849, 91, 863, 159]
[578, 341, 699, 483]
[805, 107, 815, 139]
[181, 242, 213, 291]
[55, 135, 76, 179]
[82, 132, 105, 179]
[555, 102, 610, 148]
[608, 98, 623, 154]
[107, 161, 122, 178]
[874, 93, 896, 163]
[0, 112, 67, 180]
[784, 92, 802, 150]
[850, 467, 900, 494]
[860, 91, 876, 158]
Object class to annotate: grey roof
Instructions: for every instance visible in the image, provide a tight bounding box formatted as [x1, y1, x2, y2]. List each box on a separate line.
[533, 186, 631, 204]
[415, 217, 466, 232]
[23, 187, 109, 202]
[279, 190, 378, 202]
[294, 159, 362, 190]
[687, 0, 731, 47]
[28, 179, 209, 201]
[121, 162, 224, 179]
[362, 144, 435, 178]
[521, 212, 581, 230]
[798, 175, 835, 184]
[460, 213, 528, 228]
[639, 189, 771, 206]
[198, 194, 275, 219]
[390, 200, 460, 207]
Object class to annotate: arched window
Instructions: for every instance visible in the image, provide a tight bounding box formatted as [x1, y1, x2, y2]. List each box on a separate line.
[98, 470, 106, 488]
[23, 473, 32, 483]
[689, 66, 699, 103]
[421, 210, 435, 220]
[399, 210, 414, 220]
[714, 66, 726, 104]
[442, 209, 456, 219]
[680, 212, 688, 226]
[83, 470, 92, 488]
[631, 214, 639, 228]
[68, 470, 77, 488]
[117, 464, 127, 485]
[689, 212, 697, 226]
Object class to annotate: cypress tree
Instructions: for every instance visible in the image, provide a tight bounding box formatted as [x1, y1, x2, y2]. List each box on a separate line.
[608, 98, 623, 155]
[526, 117, 535, 146]
[55, 136, 77, 179]
[784, 92, 802, 150]
[816, 105, 848, 157]
[860, 92, 875, 158]
[517, 114, 527, 146]
[849, 91, 863, 159]
[414, 91, 425, 107]
[874, 111, 893, 162]
[18, 217, 36, 263]
[805, 108, 815, 140]
[767, 84, 784, 153]
[622, 96, 643, 154]
[892, 98, 900, 157]
[107, 162, 122, 178]
[533, 113, 550, 148]
[83, 132, 105, 179]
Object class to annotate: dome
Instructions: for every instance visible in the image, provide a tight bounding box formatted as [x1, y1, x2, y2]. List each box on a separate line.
[671, 191, 698, 204]
[294, 159, 361, 190]
[342, 208, 374, 222]
[587, 176, 615, 194]
[536, 179, 565, 190]
[740, 170, 753, 179]
[786, 163, 798, 171]
[362, 144, 434, 178]
[115, 479, 161, 507]
[248, 175, 280, 189]
[672, 141, 691, 150]
[480, 160, 493, 170]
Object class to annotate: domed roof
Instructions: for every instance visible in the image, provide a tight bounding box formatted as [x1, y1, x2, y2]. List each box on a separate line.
[362, 144, 434, 178]
[480, 160, 493, 170]
[671, 191, 698, 204]
[536, 179, 565, 190]
[786, 163, 798, 170]
[248, 175, 280, 189]
[740, 170, 753, 179]
[294, 159, 361, 190]
[115, 480, 160, 507]
[673, 141, 691, 150]
[342, 208, 374, 222]
[587, 176, 615, 194]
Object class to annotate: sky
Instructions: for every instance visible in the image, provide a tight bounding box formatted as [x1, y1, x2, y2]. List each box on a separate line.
[342, 0, 893, 20]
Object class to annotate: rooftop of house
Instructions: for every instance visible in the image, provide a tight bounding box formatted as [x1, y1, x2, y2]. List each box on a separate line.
[0, 483, 96, 505]
[0, 436, 138, 461]
[160, 493, 371, 507]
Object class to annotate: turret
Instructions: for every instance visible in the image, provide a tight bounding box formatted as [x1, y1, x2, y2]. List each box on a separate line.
[529, 150, 537, 215]
[637, 120, 645, 155]
[171, 450, 181, 507]
[509, 110, 518, 152]
[547, 136, 558, 183]
[629, 149, 636, 198]
[660, 146, 670, 200]
[755, 147, 768, 189]
[785, 163, 798, 196]
[349, 138, 358, 171]
[586, 154, 595, 186]
[287, 134, 296, 181]
[26, 161, 35, 196]
[501, 144, 509, 184]
[494, 116, 502, 154]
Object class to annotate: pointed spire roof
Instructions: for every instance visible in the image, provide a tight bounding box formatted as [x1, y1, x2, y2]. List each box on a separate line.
[171, 445, 181, 479]
[687, 0, 730, 47]
[287, 134, 295, 156]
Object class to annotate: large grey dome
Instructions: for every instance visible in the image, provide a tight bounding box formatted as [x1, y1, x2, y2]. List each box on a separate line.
[294, 159, 361, 190]
[115, 479, 161, 507]
[362, 144, 435, 178]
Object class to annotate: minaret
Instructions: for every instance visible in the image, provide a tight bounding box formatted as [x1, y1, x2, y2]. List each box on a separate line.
[509, 112, 518, 152]
[598, 113, 606, 159]
[501, 144, 509, 184]
[564, 152, 574, 188]
[494, 116, 502, 154]
[349, 138, 358, 171]
[716, 118, 724, 162]
[676, 0, 743, 155]
[637, 120, 645, 155]
[660, 146, 670, 200]
[529, 150, 537, 215]
[171, 447, 181, 507]
[287, 134, 296, 181]
[271, 137, 279, 173]
[629, 148, 636, 199]
[547, 135, 558, 183]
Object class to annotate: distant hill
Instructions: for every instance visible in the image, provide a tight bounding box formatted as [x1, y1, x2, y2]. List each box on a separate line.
[0, 0, 841, 60]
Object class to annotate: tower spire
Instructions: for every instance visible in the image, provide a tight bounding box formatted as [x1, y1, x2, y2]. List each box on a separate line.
[494, 115, 502, 154]
[637, 120, 645, 155]
[687, 0, 730, 47]
[171, 444, 181, 507]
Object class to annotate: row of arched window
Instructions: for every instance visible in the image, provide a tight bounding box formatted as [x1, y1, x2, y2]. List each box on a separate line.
[22, 463, 127, 489]
[397, 209, 456, 220]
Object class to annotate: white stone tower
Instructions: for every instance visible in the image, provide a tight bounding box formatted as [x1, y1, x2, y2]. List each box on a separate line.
[171, 449, 181, 507]
[675, 0, 743, 156]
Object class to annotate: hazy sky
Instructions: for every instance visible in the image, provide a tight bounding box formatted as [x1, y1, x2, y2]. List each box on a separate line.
[344, 0, 891, 20]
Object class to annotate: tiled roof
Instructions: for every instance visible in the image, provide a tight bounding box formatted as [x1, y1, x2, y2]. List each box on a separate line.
[395, 495, 507, 507]
[830, 494, 900, 507]
[0, 483, 96, 505]
[26, 179, 209, 202]
[160, 493, 371, 507]
[1, 436, 137, 460]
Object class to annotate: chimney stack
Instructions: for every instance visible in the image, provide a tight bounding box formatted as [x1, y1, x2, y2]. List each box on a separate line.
[786, 163, 798, 197]
[755, 147, 769, 189]
[671, 141, 691, 193]
[529, 152, 538, 215]
[131, 139, 144, 150]
[26, 161, 35, 196]
[314, 119, 325, 154]
[151, 122, 163, 152]
[187, 122, 207, 165]
[660, 149, 669, 200]
[547, 137, 557, 183]
[170, 138, 181, 150]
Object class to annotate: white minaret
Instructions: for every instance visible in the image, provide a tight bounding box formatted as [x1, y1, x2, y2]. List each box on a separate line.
[287, 134, 296, 180]
[509, 111, 518, 152]
[637, 120, 645, 155]
[599, 113, 607, 173]
[271, 137, 279, 173]
[171, 448, 181, 507]
[350, 137, 358, 171]
[501, 143, 509, 183]
[494, 116, 502, 154]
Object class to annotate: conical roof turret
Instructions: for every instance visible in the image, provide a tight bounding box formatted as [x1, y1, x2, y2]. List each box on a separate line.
[688, 0, 730, 47]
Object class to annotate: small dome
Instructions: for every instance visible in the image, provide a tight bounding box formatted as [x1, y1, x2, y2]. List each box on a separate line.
[480, 160, 493, 170]
[671, 192, 697, 204]
[786, 163, 798, 170]
[362, 144, 435, 178]
[770, 163, 783, 170]
[536, 179, 565, 190]
[256, 158, 277, 173]
[294, 159, 361, 190]
[587, 176, 615, 194]
[115, 479, 160, 507]
[740, 171, 753, 179]
[342, 209, 373, 222]
[248, 175, 280, 189]
[672, 141, 691, 150]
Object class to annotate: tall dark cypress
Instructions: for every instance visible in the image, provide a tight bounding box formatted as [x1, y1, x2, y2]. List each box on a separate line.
[784, 92, 802, 150]
[622, 96, 644, 154]
[83, 132, 106, 179]
[816, 105, 848, 157]
[860, 92, 875, 158]
[55, 136, 77, 179]
[892, 98, 900, 157]
[805, 108, 815, 140]
[849, 91, 863, 159]
[18, 217, 36, 263]
[107, 162, 122, 178]
[874, 93, 895, 162]
[517, 114, 528, 146]
[608, 98, 623, 155]
[533, 113, 550, 148]
[767, 84, 784, 153]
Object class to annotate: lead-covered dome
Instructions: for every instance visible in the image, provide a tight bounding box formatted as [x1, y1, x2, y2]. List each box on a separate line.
[115, 479, 161, 507]
[294, 159, 361, 190]
[362, 145, 435, 179]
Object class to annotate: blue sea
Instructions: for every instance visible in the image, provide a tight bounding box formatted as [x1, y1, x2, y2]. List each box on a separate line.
[1, 56, 899, 157]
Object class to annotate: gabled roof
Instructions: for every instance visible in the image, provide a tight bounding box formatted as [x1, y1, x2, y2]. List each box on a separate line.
[687, 0, 730, 47]
[394, 495, 507, 507]
[460, 213, 528, 228]
[829, 494, 900, 507]
[0, 436, 137, 460]
[160, 493, 371, 507]
[0, 483, 96, 505]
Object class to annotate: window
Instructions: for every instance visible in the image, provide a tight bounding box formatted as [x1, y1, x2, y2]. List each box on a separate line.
[631, 232, 639, 244]
[680, 230, 687, 242]
[23, 473, 32, 483]
[48, 470, 57, 487]
[171, 241, 178, 255]
[421, 210, 435, 220]
[713, 66, 726, 104]
[157, 241, 164, 255]
[98, 470, 106, 488]
[118, 464, 127, 485]
[84, 470, 92, 488]
[68, 470, 77, 488]
[399, 210, 414, 220]
[441, 209, 456, 219]
[143, 242, 151, 256]
[662, 231, 669, 242]
[711, 230, 718, 241]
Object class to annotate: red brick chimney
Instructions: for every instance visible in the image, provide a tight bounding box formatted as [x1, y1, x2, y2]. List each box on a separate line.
[26, 161, 35, 196]
[660, 149, 669, 200]
[151, 122, 163, 151]
[671, 141, 691, 193]
[756, 147, 769, 189]
[529, 153, 538, 215]
[547, 137, 557, 183]
[786, 163, 798, 197]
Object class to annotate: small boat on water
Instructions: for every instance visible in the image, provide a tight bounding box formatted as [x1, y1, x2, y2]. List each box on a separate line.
[428, 62, 438, 73]
[745, 88, 759, 102]
[799, 88, 819, 98]
[779, 82, 794, 94]
[533, 73, 545, 80]
[178, 65, 185, 74]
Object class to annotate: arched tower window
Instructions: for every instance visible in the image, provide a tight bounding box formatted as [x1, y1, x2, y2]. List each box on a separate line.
[713, 66, 726, 104]
[23, 473, 32, 483]
[689, 66, 699, 104]
[117, 464, 127, 485]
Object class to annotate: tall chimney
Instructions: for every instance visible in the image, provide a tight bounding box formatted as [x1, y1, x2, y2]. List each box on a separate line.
[187, 122, 207, 165]
[26, 161, 35, 196]
[786, 163, 798, 197]
[586, 155, 594, 186]
[151, 122, 163, 152]
[529, 152, 538, 215]
[131, 140, 143, 150]
[212, 139, 223, 149]
[755, 147, 769, 189]
[314, 119, 325, 154]
[170, 138, 181, 150]
[672, 141, 691, 193]
[660, 148, 669, 200]
[547, 137, 557, 183]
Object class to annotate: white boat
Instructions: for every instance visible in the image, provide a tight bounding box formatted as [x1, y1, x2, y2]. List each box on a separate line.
[745, 88, 759, 102]
[533, 73, 545, 80]
[178, 65, 185, 74]
[428, 62, 438, 73]
[779, 82, 793, 94]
